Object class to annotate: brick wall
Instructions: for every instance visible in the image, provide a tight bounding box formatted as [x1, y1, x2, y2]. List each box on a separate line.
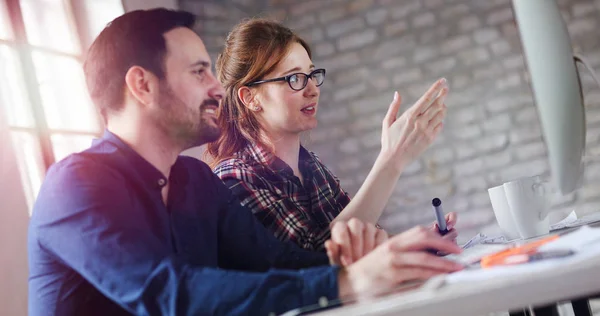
[181, 0, 600, 240]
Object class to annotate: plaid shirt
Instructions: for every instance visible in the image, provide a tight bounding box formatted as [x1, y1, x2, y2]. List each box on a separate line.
[213, 143, 351, 251]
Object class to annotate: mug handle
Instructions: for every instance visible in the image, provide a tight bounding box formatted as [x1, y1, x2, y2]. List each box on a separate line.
[532, 179, 553, 220]
[532, 179, 554, 196]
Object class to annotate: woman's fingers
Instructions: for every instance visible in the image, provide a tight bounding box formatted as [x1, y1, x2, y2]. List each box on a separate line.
[411, 78, 447, 116]
[383, 91, 402, 128]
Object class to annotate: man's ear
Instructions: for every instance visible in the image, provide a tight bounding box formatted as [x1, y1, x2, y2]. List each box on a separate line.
[237, 86, 260, 111]
[124, 66, 158, 106]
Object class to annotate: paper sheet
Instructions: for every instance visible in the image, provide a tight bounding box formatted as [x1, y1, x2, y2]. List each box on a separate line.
[461, 233, 510, 250]
[445, 226, 600, 284]
[549, 210, 578, 231]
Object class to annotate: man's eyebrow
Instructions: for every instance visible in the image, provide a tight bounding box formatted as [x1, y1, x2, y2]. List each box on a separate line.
[189, 60, 211, 68]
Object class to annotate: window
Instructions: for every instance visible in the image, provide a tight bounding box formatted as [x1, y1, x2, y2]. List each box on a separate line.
[0, 0, 124, 214]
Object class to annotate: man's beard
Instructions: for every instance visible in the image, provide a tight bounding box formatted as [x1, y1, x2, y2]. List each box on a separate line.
[155, 82, 221, 149]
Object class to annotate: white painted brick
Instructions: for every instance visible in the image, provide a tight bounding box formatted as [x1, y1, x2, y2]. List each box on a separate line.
[490, 40, 512, 56]
[454, 157, 485, 177]
[384, 20, 408, 37]
[370, 35, 417, 60]
[412, 12, 436, 28]
[486, 94, 530, 113]
[403, 160, 423, 176]
[319, 52, 361, 72]
[339, 138, 361, 154]
[332, 67, 370, 86]
[459, 47, 491, 66]
[568, 18, 597, 37]
[496, 73, 521, 90]
[347, 0, 375, 14]
[456, 176, 488, 194]
[390, 1, 422, 19]
[333, 82, 368, 102]
[290, 0, 329, 16]
[471, 192, 496, 208]
[473, 28, 500, 45]
[413, 46, 438, 64]
[455, 143, 478, 160]
[350, 94, 394, 115]
[495, 158, 549, 183]
[370, 77, 391, 91]
[509, 125, 543, 144]
[515, 107, 539, 124]
[584, 163, 600, 181]
[381, 56, 407, 70]
[307, 126, 346, 144]
[425, 57, 458, 75]
[424, 0, 445, 9]
[451, 106, 486, 125]
[392, 68, 423, 86]
[440, 4, 469, 20]
[452, 124, 481, 139]
[456, 210, 495, 230]
[476, 134, 509, 154]
[351, 112, 382, 132]
[287, 14, 317, 31]
[326, 17, 365, 38]
[427, 146, 455, 165]
[450, 74, 470, 89]
[319, 7, 345, 23]
[441, 35, 472, 54]
[419, 26, 450, 45]
[503, 54, 525, 69]
[487, 8, 514, 25]
[514, 142, 547, 161]
[459, 16, 481, 32]
[314, 42, 335, 57]
[317, 104, 350, 125]
[366, 8, 388, 26]
[473, 64, 504, 80]
[301, 27, 325, 43]
[572, 2, 597, 17]
[482, 150, 512, 169]
[482, 113, 511, 132]
[359, 129, 381, 149]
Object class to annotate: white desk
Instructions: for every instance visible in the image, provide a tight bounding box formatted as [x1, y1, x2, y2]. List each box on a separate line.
[308, 227, 600, 316]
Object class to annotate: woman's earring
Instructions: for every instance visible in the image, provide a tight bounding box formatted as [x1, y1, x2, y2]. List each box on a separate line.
[253, 106, 261, 111]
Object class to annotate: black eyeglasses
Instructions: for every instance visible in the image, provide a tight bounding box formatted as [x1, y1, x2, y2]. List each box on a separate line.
[246, 68, 326, 91]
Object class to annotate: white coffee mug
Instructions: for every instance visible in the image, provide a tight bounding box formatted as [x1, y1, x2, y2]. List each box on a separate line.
[488, 184, 521, 240]
[503, 175, 553, 239]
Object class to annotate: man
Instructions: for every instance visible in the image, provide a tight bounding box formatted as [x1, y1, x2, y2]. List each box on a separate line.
[28, 8, 463, 316]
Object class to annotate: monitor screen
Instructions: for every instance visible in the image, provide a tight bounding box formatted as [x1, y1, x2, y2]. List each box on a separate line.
[512, 0, 586, 195]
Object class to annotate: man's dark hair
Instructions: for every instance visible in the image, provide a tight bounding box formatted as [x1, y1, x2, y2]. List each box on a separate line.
[83, 8, 196, 122]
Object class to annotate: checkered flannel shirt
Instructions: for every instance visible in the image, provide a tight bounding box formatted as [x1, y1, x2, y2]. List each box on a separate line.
[213, 143, 351, 251]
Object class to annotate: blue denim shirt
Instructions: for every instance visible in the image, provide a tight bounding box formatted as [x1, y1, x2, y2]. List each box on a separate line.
[28, 130, 338, 316]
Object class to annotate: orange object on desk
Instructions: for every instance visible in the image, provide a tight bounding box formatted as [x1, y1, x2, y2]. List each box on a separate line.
[480, 235, 559, 268]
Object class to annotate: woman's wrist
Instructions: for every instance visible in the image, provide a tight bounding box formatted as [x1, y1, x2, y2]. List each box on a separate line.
[374, 149, 406, 177]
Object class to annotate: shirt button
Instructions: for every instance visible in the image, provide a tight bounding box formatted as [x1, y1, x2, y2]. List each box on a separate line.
[158, 179, 166, 186]
[318, 296, 329, 307]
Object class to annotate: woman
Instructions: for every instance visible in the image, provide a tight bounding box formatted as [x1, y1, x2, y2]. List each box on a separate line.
[207, 18, 456, 252]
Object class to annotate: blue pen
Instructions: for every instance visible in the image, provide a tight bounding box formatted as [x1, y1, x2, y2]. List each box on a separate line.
[432, 198, 449, 235]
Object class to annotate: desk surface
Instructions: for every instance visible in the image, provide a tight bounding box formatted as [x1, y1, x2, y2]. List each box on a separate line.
[308, 224, 600, 316]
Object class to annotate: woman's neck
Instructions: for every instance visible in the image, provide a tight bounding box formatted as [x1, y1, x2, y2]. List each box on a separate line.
[270, 133, 302, 176]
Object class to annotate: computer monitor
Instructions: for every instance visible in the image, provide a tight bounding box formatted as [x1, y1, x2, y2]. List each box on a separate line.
[512, 0, 586, 195]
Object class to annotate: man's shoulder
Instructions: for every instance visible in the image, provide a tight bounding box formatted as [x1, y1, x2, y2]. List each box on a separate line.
[175, 155, 216, 178]
[45, 145, 127, 184]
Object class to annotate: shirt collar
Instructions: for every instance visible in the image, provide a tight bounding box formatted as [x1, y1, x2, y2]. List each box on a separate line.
[95, 130, 168, 190]
[242, 142, 315, 175]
